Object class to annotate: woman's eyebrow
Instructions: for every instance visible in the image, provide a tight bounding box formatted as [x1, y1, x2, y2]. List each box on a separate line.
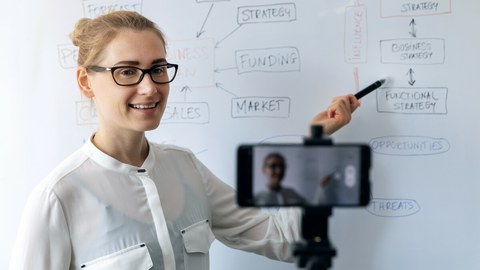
[113, 60, 140, 66]
[152, 58, 168, 65]
[112, 59, 167, 66]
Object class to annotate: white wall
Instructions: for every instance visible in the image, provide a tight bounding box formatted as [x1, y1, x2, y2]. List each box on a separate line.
[2, 0, 480, 269]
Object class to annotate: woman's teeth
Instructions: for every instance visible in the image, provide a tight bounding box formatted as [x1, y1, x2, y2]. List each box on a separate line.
[130, 103, 157, 109]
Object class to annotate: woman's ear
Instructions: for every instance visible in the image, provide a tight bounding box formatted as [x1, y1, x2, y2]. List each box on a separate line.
[77, 67, 94, 98]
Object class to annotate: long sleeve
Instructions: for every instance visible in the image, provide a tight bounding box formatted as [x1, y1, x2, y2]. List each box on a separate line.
[9, 185, 71, 270]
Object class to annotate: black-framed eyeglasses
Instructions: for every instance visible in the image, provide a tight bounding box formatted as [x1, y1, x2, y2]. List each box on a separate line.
[87, 63, 179, 86]
[266, 163, 286, 170]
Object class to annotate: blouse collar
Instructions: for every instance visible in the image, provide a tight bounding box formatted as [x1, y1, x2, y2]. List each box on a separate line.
[82, 134, 156, 175]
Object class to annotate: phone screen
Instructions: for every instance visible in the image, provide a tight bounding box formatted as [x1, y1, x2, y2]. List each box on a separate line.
[237, 144, 371, 207]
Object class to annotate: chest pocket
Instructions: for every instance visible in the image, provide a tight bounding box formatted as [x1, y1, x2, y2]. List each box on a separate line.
[80, 243, 153, 270]
[181, 219, 215, 253]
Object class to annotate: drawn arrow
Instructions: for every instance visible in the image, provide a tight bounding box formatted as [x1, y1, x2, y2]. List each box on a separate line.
[406, 68, 416, 86]
[214, 66, 237, 73]
[215, 24, 243, 48]
[196, 3, 214, 38]
[409, 19, 417, 38]
[181, 85, 192, 101]
[215, 82, 238, 97]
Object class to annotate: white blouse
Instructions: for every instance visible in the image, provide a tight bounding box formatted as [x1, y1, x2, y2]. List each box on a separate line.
[10, 138, 301, 270]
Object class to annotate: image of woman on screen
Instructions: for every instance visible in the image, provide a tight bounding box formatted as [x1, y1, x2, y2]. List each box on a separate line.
[254, 153, 309, 206]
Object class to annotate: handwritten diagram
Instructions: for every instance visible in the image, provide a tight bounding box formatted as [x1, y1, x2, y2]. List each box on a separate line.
[375, 0, 451, 120]
[343, 0, 452, 218]
[167, 3, 300, 122]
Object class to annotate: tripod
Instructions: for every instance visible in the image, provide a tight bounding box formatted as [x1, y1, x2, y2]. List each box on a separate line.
[294, 125, 336, 270]
[293, 207, 336, 270]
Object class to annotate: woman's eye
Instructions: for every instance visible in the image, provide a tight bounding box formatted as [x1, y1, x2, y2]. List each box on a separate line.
[118, 68, 138, 77]
[152, 66, 166, 75]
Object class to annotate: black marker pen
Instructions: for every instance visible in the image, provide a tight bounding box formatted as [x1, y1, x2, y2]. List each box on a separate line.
[354, 77, 391, 99]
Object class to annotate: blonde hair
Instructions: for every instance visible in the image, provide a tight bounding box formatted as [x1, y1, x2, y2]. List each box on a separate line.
[69, 11, 166, 67]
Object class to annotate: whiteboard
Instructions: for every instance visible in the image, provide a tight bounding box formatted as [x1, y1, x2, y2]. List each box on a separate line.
[2, 0, 480, 269]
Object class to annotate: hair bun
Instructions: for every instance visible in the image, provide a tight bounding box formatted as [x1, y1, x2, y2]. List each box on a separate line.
[69, 18, 91, 47]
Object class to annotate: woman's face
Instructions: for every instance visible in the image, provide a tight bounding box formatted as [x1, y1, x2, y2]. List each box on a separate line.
[263, 156, 286, 190]
[87, 29, 170, 135]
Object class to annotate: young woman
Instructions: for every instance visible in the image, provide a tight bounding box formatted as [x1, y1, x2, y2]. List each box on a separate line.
[10, 11, 360, 270]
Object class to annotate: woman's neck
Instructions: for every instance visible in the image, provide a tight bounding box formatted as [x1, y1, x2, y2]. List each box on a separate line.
[92, 130, 149, 167]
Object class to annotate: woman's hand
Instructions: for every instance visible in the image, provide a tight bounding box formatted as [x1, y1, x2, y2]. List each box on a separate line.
[310, 94, 360, 136]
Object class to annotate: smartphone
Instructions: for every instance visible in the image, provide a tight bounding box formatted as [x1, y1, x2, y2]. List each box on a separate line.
[237, 143, 371, 207]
